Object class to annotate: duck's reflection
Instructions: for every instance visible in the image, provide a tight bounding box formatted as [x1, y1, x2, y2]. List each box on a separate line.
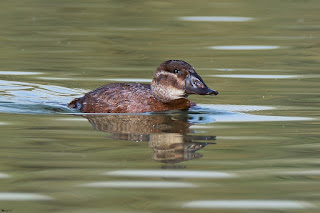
[82, 113, 216, 163]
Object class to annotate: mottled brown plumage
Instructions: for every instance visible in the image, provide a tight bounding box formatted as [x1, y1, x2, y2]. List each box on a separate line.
[68, 60, 218, 113]
[68, 83, 194, 113]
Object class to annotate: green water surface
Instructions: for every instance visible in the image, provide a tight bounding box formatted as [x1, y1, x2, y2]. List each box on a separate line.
[0, 0, 319, 212]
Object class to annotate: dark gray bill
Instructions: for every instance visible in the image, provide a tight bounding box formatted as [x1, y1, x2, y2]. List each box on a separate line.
[185, 73, 218, 95]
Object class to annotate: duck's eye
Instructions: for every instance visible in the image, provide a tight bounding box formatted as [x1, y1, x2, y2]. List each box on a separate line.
[173, 69, 180, 74]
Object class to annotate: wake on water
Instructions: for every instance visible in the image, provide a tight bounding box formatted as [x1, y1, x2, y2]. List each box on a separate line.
[0, 79, 313, 123]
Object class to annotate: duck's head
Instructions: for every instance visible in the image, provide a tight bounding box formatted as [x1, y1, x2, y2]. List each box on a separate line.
[151, 60, 218, 103]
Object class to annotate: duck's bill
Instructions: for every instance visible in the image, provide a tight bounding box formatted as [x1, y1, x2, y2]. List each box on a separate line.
[185, 73, 218, 95]
[187, 86, 218, 95]
[202, 88, 219, 95]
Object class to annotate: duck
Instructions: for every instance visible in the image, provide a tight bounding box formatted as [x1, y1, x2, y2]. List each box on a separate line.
[68, 60, 218, 113]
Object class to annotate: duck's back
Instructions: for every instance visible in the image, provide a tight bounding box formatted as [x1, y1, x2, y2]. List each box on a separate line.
[68, 83, 194, 113]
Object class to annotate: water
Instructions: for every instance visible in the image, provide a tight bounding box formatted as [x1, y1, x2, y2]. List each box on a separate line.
[0, 0, 320, 212]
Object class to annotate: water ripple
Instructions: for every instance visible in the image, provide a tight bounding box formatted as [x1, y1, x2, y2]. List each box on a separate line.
[0, 71, 42, 75]
[279, 170, 320, 176]
[0, 173, 10, 178]
[0, 80, 315, 124]
[0, 80, 85, 114]
[0, 192, 52, 201]
[81, 181, 196, 188]
[102, 78, 151, 83]
[209, 45, 280, 50]
[189, 105, 313, 123]
[105, 170, 235, 179]
[183, 200, 314, 209]
[210, 74, 300, 79]
[179, 16, 253, 22]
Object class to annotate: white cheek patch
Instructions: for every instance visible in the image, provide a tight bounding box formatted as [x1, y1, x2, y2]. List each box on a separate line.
[151, 71, 186, 102]
[167, 85, 185, 99]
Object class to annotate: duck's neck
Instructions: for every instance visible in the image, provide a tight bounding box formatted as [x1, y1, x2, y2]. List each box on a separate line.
[151, 81, 172, 103]
[151, 81, 187, 103]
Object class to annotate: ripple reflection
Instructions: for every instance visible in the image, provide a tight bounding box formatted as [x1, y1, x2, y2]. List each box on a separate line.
[105, 170, 235, 179]
[183, 200, 314, 209]
[82, 181, 196, 188]
[81, 114, 216, 163]
[0, 173, 10, 178]
[0, 71, 42, 75]
[179, 16, 253, 22]
[211, 74, 300, 79]
[0, 192, 52, 201]
[209, 45, 280, 50]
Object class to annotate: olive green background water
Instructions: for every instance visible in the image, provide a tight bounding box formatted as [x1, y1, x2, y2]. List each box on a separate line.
[0, 0, 320, 212]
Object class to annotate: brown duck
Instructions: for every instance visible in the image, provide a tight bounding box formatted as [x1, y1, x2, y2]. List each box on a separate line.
[68, 60, 218, 113]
